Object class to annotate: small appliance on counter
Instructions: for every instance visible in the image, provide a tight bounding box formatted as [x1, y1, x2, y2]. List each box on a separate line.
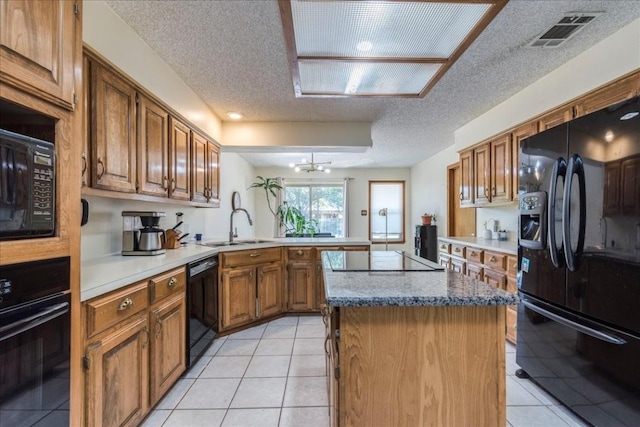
[122, 211, 166, 256]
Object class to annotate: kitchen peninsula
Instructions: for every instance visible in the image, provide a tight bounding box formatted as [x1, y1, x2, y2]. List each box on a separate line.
[322, 251, 519, 427]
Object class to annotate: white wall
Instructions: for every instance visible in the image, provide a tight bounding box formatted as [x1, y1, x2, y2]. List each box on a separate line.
[410, 146, 458, 237]
[252, 167, 412, 252]
[81, 2, 255, 260]
[413, 18, 640, 240]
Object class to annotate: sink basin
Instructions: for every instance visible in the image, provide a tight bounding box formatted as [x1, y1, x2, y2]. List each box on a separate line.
[202, 239, 272, 248]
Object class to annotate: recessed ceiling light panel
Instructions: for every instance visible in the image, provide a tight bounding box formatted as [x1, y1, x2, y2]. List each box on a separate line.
[299, 60, 442, 96]
[280, 0, 506, 98]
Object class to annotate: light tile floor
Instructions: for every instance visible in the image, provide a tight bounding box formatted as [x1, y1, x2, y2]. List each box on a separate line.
[141, 315, 589, 427]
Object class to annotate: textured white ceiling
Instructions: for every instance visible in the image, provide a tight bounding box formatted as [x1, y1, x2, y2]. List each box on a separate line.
[104, 0, 640, 169]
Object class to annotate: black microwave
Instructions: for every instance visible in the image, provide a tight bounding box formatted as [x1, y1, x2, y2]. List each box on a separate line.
[0, 129, 55, 240]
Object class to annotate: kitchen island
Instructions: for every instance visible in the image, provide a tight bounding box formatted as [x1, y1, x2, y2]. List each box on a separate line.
[322, 251, 518, 427]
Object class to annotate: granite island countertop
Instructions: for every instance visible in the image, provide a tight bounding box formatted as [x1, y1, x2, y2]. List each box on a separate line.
[322, 251, 519, 307]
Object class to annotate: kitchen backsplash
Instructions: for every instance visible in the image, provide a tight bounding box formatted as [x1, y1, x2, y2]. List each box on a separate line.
[476, 204, 518, 241]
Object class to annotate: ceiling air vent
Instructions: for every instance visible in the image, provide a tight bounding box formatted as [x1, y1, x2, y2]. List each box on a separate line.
[529, 13, 601, 48]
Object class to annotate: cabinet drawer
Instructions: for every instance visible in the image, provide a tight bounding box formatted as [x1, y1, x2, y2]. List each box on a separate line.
[439, 253, 451, 269]
[466, 263, 483, 281]
[438, 242, 451, 254]
[507, 256, 518, 277]
[483, 268, 507, 290]
[484, 251, 506, 271]
[450, 244, 466, 257]
[222, 247, 282, 268]
[149, 267, 186, 304]
[466, 248, 484, 264]
[85, 281, 149, 338]
[450, 257, 466, 274]
[288, 247, 314, 260]
[507, 276, 517, 294]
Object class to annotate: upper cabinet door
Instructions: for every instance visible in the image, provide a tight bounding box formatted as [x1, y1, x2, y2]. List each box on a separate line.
[473, 143, 491, 205]
[575, 73, 640, 118]
[191, 132, 208, 203]
[206, 141, 220, 205]
[490, 134, 511, 203]
[138, 95, 169, 197]
[91, 63, 137, 193]
[459, 149, 474, 207]
[511, 123, 537, 200]
[538, 107, 573, 131]
[0, 0, 76, 110]
[169, 117, 191, 201]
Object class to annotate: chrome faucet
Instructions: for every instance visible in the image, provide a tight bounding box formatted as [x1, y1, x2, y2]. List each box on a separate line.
[229, 208, 253, 242]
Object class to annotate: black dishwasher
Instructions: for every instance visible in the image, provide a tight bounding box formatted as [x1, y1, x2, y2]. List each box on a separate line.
[186, 255, 218, 367]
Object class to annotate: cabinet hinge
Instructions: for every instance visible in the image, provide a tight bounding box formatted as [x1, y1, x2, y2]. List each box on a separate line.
[74, 2, 79, 15]
[82, 355, 90, 371]
[135, 93, 140, 104]
[334, 366, 340, 379]
[73, 92, 78, 105]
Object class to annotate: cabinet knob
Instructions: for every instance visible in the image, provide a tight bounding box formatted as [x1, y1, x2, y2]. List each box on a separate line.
[96, 158, 105, 179]
[454, 247, 461, 253]
[249, 252, 261, 258]
[118, 297, 133, 311]
[489, 256, 497, 262]
[162, 176, 168, 190]
[171, 178, 176, 191]
[168, 277, 177, 288]
[459, 192, 463, 200]
[471, 251, 477, 256]
[296, 250, 303, 256]
[81, 153, 87, 176]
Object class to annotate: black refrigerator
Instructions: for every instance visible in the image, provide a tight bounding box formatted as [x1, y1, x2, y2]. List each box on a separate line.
[414, 225, 437, 262]
[516, 96, 640, 426]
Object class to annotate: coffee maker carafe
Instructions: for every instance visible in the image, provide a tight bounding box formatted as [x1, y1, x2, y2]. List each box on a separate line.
[122, 211, 167, 256]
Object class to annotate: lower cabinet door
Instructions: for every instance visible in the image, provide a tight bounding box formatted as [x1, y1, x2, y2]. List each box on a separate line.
[85, 315, 149, 427]
[149, 294, 186, 406]
[221, 267, 257, 330]
[288, 262, 314, 311]
[257, 263, 283, 318]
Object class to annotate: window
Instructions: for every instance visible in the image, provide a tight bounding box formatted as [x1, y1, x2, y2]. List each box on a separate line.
[369, 181, 405, 244]
[284, 179, 346, 237]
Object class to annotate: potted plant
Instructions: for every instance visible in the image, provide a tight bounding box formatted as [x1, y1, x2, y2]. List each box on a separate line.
[248, 176, 282, 218]
[277, 201, 319, 237]
[421, 213, 436, 225]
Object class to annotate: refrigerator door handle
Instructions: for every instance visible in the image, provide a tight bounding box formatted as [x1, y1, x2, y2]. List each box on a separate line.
[522, 299, 626, 345]
[562, 154, 586, 272]
[548, 157, 566, 268]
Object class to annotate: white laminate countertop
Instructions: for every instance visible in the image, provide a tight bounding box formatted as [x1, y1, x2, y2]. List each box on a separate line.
[438, 236, 518, 255]
[81, 237, 371, 301]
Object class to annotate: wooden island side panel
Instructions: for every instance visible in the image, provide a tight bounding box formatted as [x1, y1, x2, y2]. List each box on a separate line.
[340, 305, 506, 427]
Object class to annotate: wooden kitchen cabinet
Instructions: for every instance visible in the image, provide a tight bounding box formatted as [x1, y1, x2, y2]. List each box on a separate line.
[91, 62, 137, 192]
[169, 117, 191, 201]
[84, 266, 187, 425]
[490, 134, 512, 203]
[538, 107, 573, 131]
[575, 72, 640, 117]
[149, 293, 186, 406]
[219, 247, 284, 331]
[474, 143, 491, 205]
[459, 148, 474, 207]
[138, 95, 169, 197]
[85, 314, 149, 427]
[257, 263, 284, 318]
[220, 267, 257, 330]
[191, 133, 221, 205]
[0, 0, 77, 110]
[288, 261, 315, 311]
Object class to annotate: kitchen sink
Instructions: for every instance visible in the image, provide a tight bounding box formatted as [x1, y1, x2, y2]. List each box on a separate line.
[202, 239, 272, 247]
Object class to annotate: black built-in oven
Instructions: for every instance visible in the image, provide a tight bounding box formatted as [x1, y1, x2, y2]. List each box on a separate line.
[0, 257, 70, 427]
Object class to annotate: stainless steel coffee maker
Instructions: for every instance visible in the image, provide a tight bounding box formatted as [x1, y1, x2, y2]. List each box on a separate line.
[122, 211, 166, 256]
